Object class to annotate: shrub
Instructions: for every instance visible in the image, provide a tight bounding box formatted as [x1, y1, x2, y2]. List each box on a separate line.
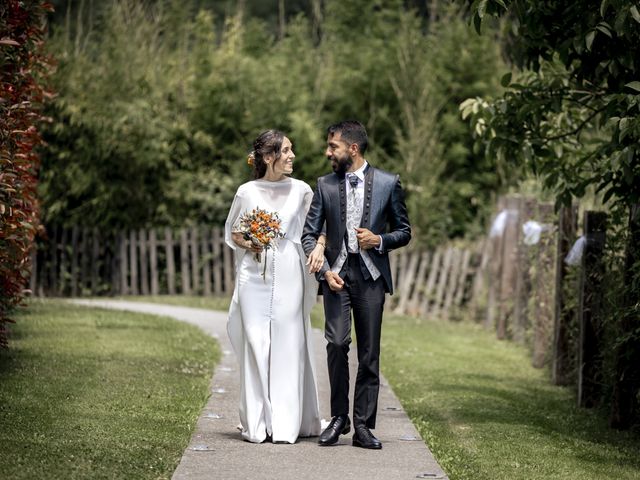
[0, 1, 53, 347]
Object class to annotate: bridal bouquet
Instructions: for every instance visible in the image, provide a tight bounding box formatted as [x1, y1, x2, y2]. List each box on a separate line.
[237, 207, 285, 279]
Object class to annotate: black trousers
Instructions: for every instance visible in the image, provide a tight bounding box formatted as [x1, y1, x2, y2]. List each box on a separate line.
[322, 253, 385, 429]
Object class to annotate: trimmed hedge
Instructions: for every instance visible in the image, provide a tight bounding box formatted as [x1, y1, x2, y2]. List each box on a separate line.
[0, 1, 52, 347]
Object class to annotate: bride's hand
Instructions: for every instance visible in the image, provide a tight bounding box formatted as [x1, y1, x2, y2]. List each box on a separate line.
[232, 232, 263, 253]
[306, 237, 326, 273]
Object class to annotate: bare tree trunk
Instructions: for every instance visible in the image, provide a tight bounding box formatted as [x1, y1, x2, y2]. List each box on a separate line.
[311, 0, 323, 43]
[429, 0, 439, 23]
[64, 0, 72, 53]
[278, 0, 286, 40]
[74, 0, 85, 55]
[237, 0, 246, 21]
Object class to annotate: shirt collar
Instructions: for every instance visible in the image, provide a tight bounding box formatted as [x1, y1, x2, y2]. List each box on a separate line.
[350, 160, 368, 182]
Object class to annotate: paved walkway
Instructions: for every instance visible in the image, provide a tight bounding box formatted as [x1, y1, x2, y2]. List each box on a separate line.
[70, 299, 448, 480]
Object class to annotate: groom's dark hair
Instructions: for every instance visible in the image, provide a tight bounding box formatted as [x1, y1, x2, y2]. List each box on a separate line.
[327, 120, 368, 155]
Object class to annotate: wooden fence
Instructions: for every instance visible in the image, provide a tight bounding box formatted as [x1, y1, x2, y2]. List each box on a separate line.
[388, 244, 478, 319]
[30, 226, 236, 297]
[29, 225, 480, 319]
[471, 195, 570, 370]
[470, 194, 629, 411]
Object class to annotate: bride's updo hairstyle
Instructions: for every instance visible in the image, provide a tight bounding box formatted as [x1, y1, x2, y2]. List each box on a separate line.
[249, 129, 285, 180]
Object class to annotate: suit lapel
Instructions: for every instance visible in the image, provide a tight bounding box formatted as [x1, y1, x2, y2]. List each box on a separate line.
[337, 174, 347, 241]
[360, 165, 374, 229]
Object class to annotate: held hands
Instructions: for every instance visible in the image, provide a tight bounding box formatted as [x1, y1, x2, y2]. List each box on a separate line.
[355, 228, 381, 250]
[306, 236, 327, 273]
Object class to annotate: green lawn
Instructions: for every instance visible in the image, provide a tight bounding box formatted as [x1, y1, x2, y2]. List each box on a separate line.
[117, 295, 640, 479]
[0, 299, 219, 480]
[381, 314, 640, 480]
[17, 296, 637, 480]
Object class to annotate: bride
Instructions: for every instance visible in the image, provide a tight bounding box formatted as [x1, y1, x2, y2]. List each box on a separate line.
[225, 130, 324, 443]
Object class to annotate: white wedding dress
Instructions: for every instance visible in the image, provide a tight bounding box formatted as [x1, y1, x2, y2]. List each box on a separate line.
[225, 177, 321, 443]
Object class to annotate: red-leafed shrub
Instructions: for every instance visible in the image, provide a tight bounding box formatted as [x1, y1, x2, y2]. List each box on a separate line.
[0, 1, 53, 348]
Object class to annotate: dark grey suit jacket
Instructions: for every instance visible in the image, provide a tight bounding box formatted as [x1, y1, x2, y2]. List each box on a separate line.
[302, 165, 411, 295]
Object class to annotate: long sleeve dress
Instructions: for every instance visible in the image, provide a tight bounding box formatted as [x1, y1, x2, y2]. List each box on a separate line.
[224, 177, 321, 443]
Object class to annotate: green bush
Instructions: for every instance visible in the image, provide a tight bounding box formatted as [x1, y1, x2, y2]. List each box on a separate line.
[40, 1, 506, 243]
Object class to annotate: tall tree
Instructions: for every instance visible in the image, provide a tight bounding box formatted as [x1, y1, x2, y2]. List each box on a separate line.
[459, 0, 640, 429]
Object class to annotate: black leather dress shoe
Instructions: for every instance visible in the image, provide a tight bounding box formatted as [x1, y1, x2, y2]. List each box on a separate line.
[318, 415, 351, 446]
[352, 426, 382, 449]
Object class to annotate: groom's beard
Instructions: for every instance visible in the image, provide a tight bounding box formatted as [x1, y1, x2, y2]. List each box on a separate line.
[329, 153, 353, 175]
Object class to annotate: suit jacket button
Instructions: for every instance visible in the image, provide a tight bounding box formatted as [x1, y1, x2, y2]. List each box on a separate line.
[366, 203, 370, 207]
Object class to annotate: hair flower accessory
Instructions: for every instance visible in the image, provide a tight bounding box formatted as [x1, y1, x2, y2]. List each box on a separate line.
[247, 151, 255, 166]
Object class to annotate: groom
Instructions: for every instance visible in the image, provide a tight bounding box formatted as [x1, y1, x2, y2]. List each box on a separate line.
[302, 120, 411, 449]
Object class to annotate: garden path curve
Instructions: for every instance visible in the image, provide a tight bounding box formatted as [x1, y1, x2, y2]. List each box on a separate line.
[70, 299, 448, 480]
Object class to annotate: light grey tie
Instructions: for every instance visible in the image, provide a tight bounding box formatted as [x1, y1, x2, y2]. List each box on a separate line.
[346, 174, 361, 252]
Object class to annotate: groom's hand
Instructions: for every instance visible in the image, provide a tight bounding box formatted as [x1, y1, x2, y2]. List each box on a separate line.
[324, 271, 344, 292]
[355, 228, 381, 250]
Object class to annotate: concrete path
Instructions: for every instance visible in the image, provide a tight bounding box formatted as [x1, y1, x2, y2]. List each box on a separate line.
[70, 299, 448, 480]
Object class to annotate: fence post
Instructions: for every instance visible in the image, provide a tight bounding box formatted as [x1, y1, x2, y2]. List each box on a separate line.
[165, 228, 176, 295]
[69, 226, 79, 297]
[223, 242, 234, 294]
[513, 197, 536, 342]
[408, 251, 430, 316]
[212, 227, 223, 295]
[395, 249, 418, 314]
[180, 228, 191, 295]
[48, 225, 58, 296]
[497, 196, 521, 339]
[129, 230, 139, 295]
[58, 228, 69, 296]
[118, 230, 128, 295]
[577, 211, 607, 408]
[470, 237, 490, 322]
[454, 248, 472, 308]
[432, 247, 453, 319]
[79, 228, 89, 295]
[390, 251, 398, 296]
[90, 228, 100, 295]
[610, 203, 640, 428]
[149, 229, 159, 295]
[487, 196, 507, 330]
[531, 203, 556, 368]
[552, 204, 578, 385]
[443, 248, 462, 319]
[420, 248, 441, 316]
[202, 228, 212, 296]
[138, 228, 149, 296]
[108, 232, 116, 295]
[190, 226, 200, 295]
